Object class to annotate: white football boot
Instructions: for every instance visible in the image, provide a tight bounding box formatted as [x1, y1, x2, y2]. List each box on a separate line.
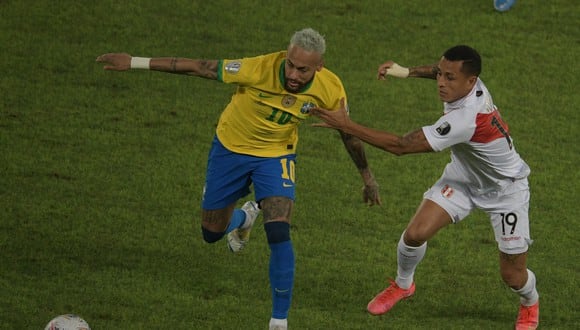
[227, 201, 259, 253]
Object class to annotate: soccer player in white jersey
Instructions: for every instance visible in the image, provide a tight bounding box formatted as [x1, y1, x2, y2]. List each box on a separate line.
[311, 45, 539, 329]
[96, 28, 381, 330]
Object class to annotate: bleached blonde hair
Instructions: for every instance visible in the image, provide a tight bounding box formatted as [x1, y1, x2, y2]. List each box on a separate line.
[289, 28, 326, 54]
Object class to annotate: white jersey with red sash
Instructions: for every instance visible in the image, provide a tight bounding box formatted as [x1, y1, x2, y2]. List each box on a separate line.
[422, 78, 530, 195]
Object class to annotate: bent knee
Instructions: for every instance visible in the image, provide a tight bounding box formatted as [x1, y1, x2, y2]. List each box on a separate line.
[201, 226, 225, 243]
[404, 218, 450, 246]
[403, 228, 430, 246]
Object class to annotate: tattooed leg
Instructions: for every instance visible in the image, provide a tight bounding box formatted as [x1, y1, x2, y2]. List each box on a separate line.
[261, 196, 293, 223]
[202, 203, 236, 232]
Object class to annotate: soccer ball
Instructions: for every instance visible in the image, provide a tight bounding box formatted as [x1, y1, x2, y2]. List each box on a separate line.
[44, 314, 91, 330]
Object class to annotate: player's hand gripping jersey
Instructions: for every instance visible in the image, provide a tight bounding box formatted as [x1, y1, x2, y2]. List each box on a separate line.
[216, 51, 346, 157]
[422, 78, 530, 193]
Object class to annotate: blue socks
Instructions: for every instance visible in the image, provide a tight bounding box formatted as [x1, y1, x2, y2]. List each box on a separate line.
[269, 240, 294, 319]
[225, 208, 246, 233]
[206, 216, 295, 321]
[264, 221, 294, 320]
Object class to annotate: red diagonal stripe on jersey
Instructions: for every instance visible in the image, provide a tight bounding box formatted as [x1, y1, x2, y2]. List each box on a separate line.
[471, 111, 510, 143]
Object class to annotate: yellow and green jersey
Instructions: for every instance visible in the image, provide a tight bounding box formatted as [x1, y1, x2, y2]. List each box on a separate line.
[216, 51, 347, 157]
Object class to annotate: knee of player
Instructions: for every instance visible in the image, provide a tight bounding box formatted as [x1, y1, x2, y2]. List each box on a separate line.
[264, 221, 291, 244]
[201, 226, 225, 243]
[501, 269, 527, 289]
[403, 229, 428, 246]
[499, 253, 528, 288]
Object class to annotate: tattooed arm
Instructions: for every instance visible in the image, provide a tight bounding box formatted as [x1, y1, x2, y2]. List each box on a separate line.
[341, 123, 432, 156]
[96, 53, 219, 80]
[339, 131, 382, 206]
[312, 98, 433, 156]
[408, 64, 438, 80]
[371, 128, 433, 156]
[150, 57, 218, 79]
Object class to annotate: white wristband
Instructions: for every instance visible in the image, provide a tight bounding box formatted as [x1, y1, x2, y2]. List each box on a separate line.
[386, 63, 410, 78]
[130, 57, 151, 69]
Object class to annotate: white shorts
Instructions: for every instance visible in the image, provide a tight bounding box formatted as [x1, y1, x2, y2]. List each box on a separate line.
[424, 174, 533, 255]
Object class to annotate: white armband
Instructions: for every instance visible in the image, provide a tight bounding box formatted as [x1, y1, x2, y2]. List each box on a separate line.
[130, 57, 151, 69]
[386, 63, 410, 78]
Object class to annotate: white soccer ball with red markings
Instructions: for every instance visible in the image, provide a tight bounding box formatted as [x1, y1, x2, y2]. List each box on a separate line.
[44, 314, 91, 330]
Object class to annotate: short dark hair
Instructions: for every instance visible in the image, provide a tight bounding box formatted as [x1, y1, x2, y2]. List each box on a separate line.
[443, 45, 481, 77]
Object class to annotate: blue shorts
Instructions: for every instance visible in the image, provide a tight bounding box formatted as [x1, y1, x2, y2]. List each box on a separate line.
[202, 136, 297, 210]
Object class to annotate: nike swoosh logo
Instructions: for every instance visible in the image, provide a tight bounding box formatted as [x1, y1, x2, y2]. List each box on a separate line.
[274, 288, 290, 293]
[283, 182, 293, 188]
[259, 92, 273, 98]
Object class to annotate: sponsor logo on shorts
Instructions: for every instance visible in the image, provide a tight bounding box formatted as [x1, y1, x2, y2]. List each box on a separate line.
[441, 184, 454, 198]
[501, 236, 521, 241]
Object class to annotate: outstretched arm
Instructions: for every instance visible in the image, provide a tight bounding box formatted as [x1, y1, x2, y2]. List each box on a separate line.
[96, 53, 219, 80]
[377, 60, 438, 80]
[312, 98, 433, 156]
[339, 131, 381, 206]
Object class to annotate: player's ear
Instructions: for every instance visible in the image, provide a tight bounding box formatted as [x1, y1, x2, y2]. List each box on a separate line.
[316, 60, 324, 72]
[468, 75, 477, 87]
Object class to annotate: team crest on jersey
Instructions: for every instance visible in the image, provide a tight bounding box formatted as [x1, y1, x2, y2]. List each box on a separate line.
[282, 95, 297, 108]
[225, 61, 241, 74]
[436, 121, 451, 135]
[441, 184, 454, 198]
[300, 102, 316, 114]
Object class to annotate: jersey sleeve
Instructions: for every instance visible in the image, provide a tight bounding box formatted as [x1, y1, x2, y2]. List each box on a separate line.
[318, 69, 348, 114]
[330, 87, 348, 114]
[422, 110, 476, 152]
[218, 55, 271, 85]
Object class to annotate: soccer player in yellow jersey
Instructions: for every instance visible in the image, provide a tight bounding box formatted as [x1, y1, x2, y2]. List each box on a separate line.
[97, 28, 381, 330]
